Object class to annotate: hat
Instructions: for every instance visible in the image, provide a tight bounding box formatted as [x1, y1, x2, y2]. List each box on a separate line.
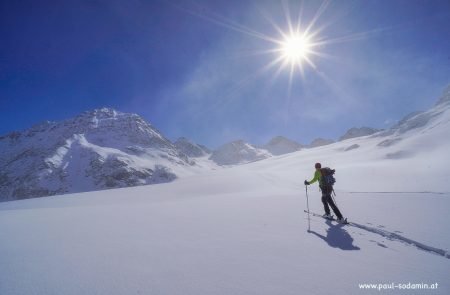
[315, 163, 321, 169]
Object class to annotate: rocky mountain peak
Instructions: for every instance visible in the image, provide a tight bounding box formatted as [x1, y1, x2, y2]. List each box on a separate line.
[209, 140, 271, 166]
[263, 136, 302, 155]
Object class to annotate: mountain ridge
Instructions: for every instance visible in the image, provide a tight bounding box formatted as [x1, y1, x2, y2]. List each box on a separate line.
[1, 85, 449, 201]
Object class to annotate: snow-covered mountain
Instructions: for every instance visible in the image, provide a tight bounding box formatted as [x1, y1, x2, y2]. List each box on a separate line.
[0, 108, 197, 201]
[174, 137, 210, 158]
[307, 137, 335, 148]
[209, 140, 271, 166]
[209, 136, 303, 165]
[379, 86, 450, 137]
[262, 136, 303, 155]
[339, 126, 381, 141]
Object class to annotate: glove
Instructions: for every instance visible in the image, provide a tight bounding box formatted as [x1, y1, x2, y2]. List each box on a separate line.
[304, 180, 309, 185]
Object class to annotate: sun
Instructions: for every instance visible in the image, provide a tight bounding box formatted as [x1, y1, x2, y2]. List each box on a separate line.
[176, 0, 334, 82]
[269, 29, 318, 81]
[280, 33, 312, 64]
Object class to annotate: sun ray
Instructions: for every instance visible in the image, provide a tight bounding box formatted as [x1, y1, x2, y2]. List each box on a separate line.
[304, 0, 331, 36]
[307, 50, 334, 60]
[170, 2, 281, 44]
[272, 59, 289, 83]
[170, 0, 386, 93]
[302, 55, 317, 70]
[281, 0, 295, 36]
[256, 6, 288, 40]
[193, 51, 295, 117]
[314, 27, 392, 47]
[169, 0, 334, 80]
[296, 1, 305, 33]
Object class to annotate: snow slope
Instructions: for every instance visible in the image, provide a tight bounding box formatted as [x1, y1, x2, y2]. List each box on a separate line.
[1, 89, 450, 294]
[0, 161, 449, 295]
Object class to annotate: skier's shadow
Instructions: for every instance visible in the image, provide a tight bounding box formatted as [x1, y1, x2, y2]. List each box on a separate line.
[308, 220, 360, 251]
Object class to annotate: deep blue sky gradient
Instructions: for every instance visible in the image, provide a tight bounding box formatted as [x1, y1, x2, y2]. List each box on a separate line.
[1, 0, 449, 148]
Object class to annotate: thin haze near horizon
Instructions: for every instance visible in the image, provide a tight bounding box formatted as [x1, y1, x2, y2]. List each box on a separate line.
[1, 0, 449, 148]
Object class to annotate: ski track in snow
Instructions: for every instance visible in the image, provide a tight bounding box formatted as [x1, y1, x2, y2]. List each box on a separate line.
[307, 212, 450, 259]
[347, 191, 450, 195]
[348, 221, 450, 259]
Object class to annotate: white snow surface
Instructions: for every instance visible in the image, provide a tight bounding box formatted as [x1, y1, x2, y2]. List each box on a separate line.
[1, 94, 450, 294]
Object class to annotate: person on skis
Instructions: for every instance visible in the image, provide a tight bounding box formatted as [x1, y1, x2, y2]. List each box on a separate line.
[304, 162, 345, 222]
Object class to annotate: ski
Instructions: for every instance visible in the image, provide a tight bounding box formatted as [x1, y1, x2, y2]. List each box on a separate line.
[304, 210, 349, 224]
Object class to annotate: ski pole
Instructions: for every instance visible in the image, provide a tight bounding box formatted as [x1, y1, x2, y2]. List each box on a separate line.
[331, 188, 338, 206]
[305, 185, 310, 231]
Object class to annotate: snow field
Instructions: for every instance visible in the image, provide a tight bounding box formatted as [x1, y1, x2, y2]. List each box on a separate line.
[1, 163, 449, 295]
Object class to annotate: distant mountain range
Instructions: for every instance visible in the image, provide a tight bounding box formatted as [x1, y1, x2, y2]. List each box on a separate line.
[1, 85, 449, 201]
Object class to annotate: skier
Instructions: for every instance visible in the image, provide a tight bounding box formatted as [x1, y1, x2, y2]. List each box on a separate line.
[304, 163, 346, 223]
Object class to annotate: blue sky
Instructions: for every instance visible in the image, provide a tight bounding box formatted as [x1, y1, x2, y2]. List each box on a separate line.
[1, 0, 449, 148]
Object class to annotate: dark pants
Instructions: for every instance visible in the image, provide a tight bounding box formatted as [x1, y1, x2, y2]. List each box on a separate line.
[321, 186, 343, 219]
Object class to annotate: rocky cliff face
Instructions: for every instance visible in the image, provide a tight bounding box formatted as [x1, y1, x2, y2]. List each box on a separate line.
[174, 137, 210, 158]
